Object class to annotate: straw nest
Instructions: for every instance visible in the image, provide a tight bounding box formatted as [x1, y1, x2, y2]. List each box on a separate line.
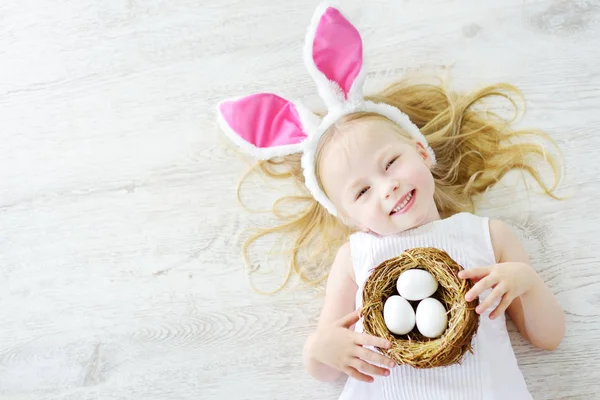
[361, 247, 479, 369]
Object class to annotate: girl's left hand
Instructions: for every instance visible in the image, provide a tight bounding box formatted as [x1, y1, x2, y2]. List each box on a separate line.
[458, 262, 539, 319]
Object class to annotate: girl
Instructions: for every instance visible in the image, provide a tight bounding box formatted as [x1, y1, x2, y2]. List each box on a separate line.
[218, 4, 565, 399]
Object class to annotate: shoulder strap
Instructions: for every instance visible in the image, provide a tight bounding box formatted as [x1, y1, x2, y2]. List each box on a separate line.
[348, 232, 374, 286]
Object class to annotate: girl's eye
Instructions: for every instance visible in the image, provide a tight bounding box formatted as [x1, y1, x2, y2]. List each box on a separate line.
[356, 187, 369, 200]
[386, 156, 399, 170]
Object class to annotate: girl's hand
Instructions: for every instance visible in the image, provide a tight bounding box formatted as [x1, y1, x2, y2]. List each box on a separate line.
[458, 262, 539, 319]
[309, 310, 396, 383]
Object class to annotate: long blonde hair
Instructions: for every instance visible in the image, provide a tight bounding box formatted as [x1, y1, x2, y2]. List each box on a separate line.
[236, 79, 562, 294]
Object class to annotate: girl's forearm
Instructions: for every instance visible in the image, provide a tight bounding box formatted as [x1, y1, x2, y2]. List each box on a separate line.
[519, 276, 565, 350]
[303, 332, 343, 382]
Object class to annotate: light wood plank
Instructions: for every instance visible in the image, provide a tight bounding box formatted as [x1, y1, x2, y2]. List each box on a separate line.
[1, 0, 599, 398]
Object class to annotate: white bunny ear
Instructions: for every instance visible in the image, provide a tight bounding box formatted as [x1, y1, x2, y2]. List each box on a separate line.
[304, 4, 366, 110]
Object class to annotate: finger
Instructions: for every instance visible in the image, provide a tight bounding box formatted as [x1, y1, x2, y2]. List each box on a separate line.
[490, 294, 514, 320]
[351, 358, 390, 378]
[465, 275, 498, 302]
[337, 310, 360, 328]
[357, 346, 396, 369]
[458, 266, 491, 280]
[353, 332, 391, 349]
[343, 366, 374, 383]
[475, 284, 506, 314]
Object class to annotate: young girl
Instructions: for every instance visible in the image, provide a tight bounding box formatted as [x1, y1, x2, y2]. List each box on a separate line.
[218, 4, 566, 399]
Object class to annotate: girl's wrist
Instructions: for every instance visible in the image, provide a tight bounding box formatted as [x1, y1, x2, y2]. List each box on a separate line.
[520, 269, 544, 299]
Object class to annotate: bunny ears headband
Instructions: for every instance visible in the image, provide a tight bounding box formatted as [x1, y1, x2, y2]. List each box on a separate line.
[217, 3, 435, 216]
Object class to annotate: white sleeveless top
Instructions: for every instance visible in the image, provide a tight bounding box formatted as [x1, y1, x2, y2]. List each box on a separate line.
[339, 212, 531, 400]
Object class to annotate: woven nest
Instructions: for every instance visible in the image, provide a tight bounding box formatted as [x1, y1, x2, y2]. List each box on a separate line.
[361, 247, 479, 369]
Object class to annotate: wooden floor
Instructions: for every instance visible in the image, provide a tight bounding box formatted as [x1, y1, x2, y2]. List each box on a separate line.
[2, 0, 600, 399]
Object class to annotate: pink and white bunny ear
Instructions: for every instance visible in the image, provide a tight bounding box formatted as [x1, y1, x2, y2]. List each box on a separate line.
[217, 93, 318, 160]
[303, 4, 437, 166]
[304, 4, 365, 109]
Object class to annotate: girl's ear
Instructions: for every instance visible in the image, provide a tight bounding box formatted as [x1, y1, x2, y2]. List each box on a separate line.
[416, 141, 434, 168]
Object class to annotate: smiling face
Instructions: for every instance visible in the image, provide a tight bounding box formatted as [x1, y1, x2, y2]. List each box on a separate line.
[317, 115, 441, 236]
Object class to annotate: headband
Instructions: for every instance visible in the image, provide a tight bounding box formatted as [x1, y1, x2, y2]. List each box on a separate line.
[217, 3, 435, 216]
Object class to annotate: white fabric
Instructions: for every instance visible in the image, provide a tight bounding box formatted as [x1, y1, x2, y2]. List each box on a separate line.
[340, 212, 531, 400]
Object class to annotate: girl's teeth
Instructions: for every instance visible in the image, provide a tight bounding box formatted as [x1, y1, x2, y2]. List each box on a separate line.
[392, 192, 413, 213]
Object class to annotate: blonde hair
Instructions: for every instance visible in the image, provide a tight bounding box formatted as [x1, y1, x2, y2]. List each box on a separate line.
[236, 79, 562, 294]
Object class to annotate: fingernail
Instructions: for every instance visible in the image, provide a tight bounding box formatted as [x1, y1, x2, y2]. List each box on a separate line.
[384, 370, 390, 376]
[476, 306, 482, 313]
[465, 295, 471, 301]
[385, 341, 391, 348]
[388, 361, 395, 368]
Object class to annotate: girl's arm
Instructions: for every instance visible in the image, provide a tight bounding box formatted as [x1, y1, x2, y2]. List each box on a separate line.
[460, 219, 565, 351]
[303, 242, 395, 382]
[489, 219, 565, 350]
[304, 242, 356, 381]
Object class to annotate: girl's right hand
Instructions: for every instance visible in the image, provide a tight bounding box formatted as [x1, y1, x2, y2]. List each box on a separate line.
[310, 310, 397, 383]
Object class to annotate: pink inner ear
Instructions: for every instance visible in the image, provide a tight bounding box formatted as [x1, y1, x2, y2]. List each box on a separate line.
[313, 7, 363, 98]
[219, 94, 307, 148]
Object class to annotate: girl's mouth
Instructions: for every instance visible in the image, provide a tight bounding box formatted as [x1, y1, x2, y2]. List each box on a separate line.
[390, 189, 416, 215]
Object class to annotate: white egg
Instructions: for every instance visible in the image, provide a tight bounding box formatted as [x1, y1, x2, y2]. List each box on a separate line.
[383, 295, 416, 335]
[415, 298, 448, 338]
[396, 269, 439, 301]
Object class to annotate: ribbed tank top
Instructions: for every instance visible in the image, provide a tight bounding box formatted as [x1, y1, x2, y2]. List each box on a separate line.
[339, 212, 531, 400]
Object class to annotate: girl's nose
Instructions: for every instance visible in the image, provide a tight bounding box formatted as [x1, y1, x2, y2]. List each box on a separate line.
[384, 180, 400, 199]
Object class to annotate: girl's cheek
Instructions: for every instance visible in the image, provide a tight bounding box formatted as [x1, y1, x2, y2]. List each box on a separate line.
[420, 165, 434, 182]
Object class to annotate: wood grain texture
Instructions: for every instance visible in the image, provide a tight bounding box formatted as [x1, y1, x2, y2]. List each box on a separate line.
[1, 0, 599, 398]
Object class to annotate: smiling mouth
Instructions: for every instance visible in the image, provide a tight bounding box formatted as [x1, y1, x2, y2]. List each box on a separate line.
[390, 189, 416, 215]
